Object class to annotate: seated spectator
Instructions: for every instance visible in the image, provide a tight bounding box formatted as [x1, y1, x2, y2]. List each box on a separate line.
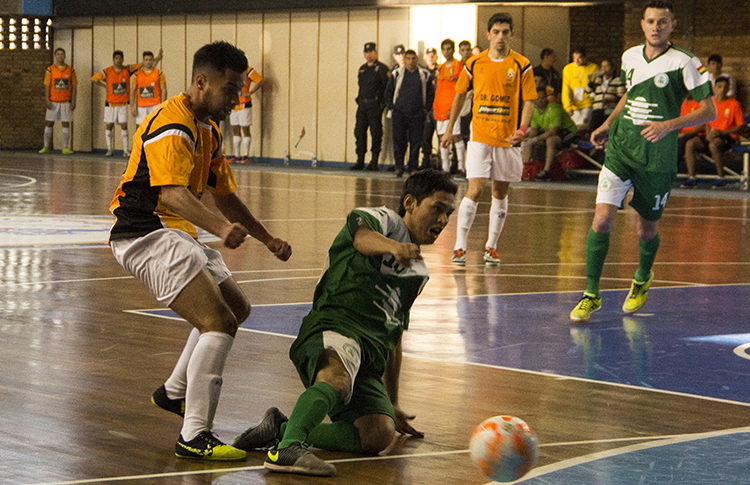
[586, 58, 626, 130]
[524, 87, 578, 181]
[533, 48, 562, 101]
[562, 46, 598, 127]
[677, 94, 703, 166]
[683, 77, 745, 188]
[707, 54, 737, 99]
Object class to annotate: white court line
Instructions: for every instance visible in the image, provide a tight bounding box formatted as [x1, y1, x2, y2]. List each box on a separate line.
[27, 427, 750, 485]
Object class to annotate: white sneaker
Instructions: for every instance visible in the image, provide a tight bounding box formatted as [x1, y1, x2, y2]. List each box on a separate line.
[105, 150, 113, 157]
[123, 151, 130, 158]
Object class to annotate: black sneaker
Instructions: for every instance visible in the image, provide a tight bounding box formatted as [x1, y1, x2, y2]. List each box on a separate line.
[232, 407, 288, 451]
[175, 430, 247, 461]
[534, 169, 551, 181]
[264, 442, 336, 476]
[151, 384, 185, 417]
[349, 163, 365, 171]
[365, 163, 379, 171]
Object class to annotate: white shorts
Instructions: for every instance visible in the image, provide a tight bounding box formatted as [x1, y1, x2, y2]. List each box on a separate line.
[466, 141, 522, 181]
[322, 330, 361, 405]
[436, 119, 461, 136]
[570, 107, 592, 127]
[136, 105, 158, 125]
[110, 228, 232, 306]
[595, 165, 631, 207]
[104, 105, 128, 124]
[229, 107, 253, 127]
[45, 102, 72, 122]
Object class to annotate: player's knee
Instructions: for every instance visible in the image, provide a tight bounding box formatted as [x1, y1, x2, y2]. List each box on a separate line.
[234, 301, 251, 325]
[357, 415, 395, 453]
[204, 308, 239, 336]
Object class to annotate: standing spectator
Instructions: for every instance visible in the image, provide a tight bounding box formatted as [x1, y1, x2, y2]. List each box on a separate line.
[524, 87, 578, 181]
[456, 40, 474, 176]
[384, 44, 407, 172]
[569, 0, 715, 323]
[228, 66, 264, 164]
[586, 58, 626, 130]
[391, 44, 406, 72]
[39, 48, 76, 155]
[533, 48, 562, 100]
[419, 47, 439, 169]
[91, 49, 161, 157]
[385, 49, 435, 177]
[562, 46, 598, 127]
[130, 51, 167, 127]
[683, 77, 744, 188]
[351, 42, 390, 171]
[440, 12, 536, 266]
[706, 54, 737, 99]
[433, 39, 465, 174]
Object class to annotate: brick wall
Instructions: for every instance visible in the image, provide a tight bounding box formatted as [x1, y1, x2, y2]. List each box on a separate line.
[624, 0, 750, 110]
[0, 48, 51, 149]
[569, 3, 625, 69]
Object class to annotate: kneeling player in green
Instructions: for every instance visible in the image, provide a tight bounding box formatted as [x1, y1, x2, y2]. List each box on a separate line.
[232, 170, 457, 475]
[570, 0, 716, 323]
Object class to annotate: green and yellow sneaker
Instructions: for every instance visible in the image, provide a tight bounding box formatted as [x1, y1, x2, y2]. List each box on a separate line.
[622, 271, 654, 314]
[175, 430, 247, 461]
[61, 148, 74, 155]
[264, 442, 335, 476]
[38, 147, 50, 154]
[570, 293, 602, 323]
[151, 384, 185, 417]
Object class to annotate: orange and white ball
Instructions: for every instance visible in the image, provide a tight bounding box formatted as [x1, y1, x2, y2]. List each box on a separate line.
[469, 415, 539, 482]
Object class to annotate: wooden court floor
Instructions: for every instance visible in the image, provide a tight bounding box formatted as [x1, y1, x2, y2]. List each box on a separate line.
[3, 151, 750, 484]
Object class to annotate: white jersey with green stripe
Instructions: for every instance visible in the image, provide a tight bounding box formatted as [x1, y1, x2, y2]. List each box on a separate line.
[297, 207, 428, 373]
[607, 43, 712, 172]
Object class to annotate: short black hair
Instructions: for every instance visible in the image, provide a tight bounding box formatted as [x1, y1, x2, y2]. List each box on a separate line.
[192, 41, 248, 80]
[708, 54, 722, 64]
[714, 76, 729, 87]
[405, 49, 417, 57]
[458, 40, 471, 49]
[113, 50, 124, 59]
[441, 38, 455, 50]
[142, 50, 154, 58]
[572, 46, 587, 57]
[488, 12, 513, 32]
[398, 169, 457, 217]
[540, 48, 554, 60]
[54, 47, 65, 55]
[643, 0, 674, 17]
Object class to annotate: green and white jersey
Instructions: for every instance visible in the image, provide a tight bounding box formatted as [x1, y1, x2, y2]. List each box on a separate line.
[297, 207, 428, 375]
[607, 43, 712, 173]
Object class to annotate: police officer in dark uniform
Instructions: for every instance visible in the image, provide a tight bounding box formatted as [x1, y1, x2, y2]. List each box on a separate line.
[420, 47, 439, 169]
[352, 42, 390, 171]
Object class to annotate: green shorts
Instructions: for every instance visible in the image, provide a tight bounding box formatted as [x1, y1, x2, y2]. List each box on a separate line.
[289, 330, 396, 425]
[601, 153, 676, 221]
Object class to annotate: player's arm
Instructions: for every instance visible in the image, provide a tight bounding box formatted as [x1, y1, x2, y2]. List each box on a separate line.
[70, 83, 77, 111]
[641, 97, 716, 143]
[154, 48, 163, 66]
[44, 82, 52, 109]
[590, 94, 628, 146]
[383, 339, 424, 438]
[160, 77, 167, 102]
[130, 77, 138, 116]
[509, 100, 535, 146]
[211, 192, 291, 261]
[250, 78, 263, 95]
[441, 92, 466, 148]
[352, 222, 421, 268]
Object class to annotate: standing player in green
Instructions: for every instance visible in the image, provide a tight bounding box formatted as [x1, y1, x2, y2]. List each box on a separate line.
[232, 170, 457, 476]
[570, 0, 716, 323]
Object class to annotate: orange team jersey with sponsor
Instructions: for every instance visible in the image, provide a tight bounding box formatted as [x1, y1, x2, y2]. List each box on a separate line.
[109, 93, 237, 241]
[456, 49, 537, 147]
[91, 63, 141, 106]
[678, 98, 701, 134]
[710, 97, 744, 141]
[234, 67, 263, 110]
[133, 68, 165, 107]
[44, 64, 77, 103]
[433, 60, 463, 121]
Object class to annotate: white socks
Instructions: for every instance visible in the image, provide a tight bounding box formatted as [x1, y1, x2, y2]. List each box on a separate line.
[180, 331, 234, 441]
[62, 127, 70, 149]
[456, 140, 466, 172]
[455, 197, 478, 251]
[105, 129, 113, 150]
[485, 196, 508, 250]
[43, 126, 53, 148]
[233, 136, 242, 157]
[164, 327, 200, 400]
[121, 130, 129, 153]
[441, 146, 451, 172]
[242, 135, 251, 157]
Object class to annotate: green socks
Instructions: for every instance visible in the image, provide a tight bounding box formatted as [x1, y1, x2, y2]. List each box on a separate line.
[635, 233, 660, 282]
[306, 420, 362, 453]
[585, 227, 610, 297]
[278, 381, 339, 449]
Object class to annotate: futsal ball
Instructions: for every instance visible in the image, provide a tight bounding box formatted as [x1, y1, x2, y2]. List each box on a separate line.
[469, 415, 539, 482]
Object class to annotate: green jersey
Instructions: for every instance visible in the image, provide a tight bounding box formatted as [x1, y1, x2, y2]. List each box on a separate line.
[607, 43, 712, 173]
[296, 207, 428, 376]
[531, 101, 577, 134]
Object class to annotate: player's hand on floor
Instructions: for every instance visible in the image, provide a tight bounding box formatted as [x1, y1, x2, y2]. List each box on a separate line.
[222, 222, 249, 249]
[267, 237, 292, 261]
[394, 406, 424, 438]
[393, 243, 422, 268]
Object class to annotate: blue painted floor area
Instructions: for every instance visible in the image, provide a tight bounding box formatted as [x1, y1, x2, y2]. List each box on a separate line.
[522, 432, 750, 484]
[137, 283, 750, 404]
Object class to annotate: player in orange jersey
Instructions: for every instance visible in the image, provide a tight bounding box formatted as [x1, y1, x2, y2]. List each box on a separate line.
[39, 48, 77, 155]
[441, 13, 536, 266]
[227, 66, 264, 163]
[433, 38, 465, 174]
[130, 50, 167, 126]
[92, 49, 162, 156]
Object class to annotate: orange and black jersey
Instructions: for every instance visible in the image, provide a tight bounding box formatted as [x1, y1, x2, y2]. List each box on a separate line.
[109, 93, 237, 241]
